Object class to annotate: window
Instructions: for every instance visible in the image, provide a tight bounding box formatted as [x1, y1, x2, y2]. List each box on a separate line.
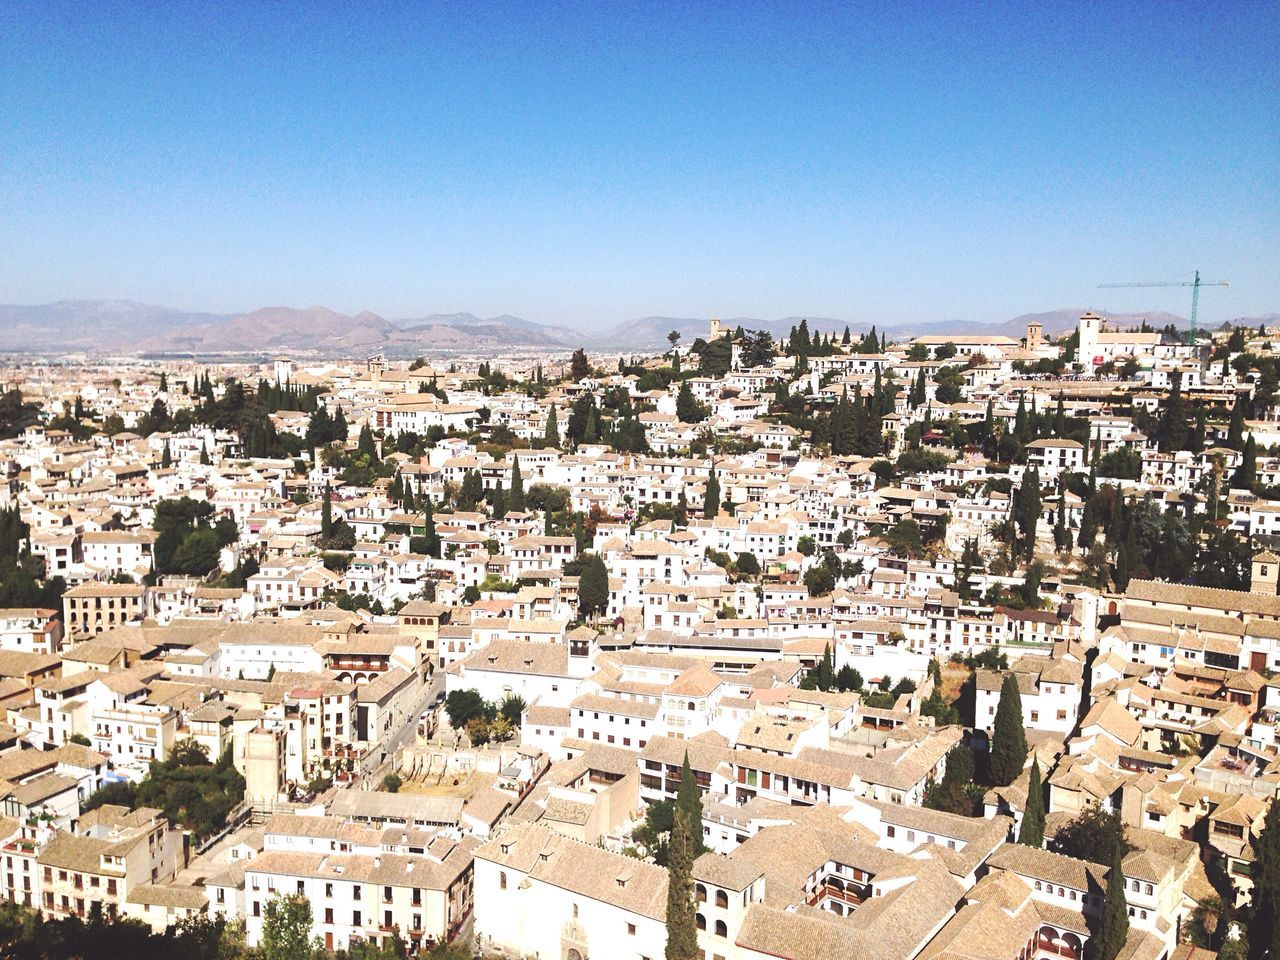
[715, 920, 727, 937]
[627, 923, 636, 935]
[715, 890, 728, 908]
[500, 872, 507, 890]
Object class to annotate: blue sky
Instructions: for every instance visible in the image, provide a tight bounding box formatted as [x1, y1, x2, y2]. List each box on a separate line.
[2, 1, 1276, 329]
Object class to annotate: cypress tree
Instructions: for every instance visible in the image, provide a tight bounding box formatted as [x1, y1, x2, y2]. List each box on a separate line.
[1248, 799, 1280, 960]
[1228, 393, 1246, 449]
[578, 553, 610, 623]
[816, 643, 835, 691]
[321, 482, 333, 539]
[199, 442, 210, 466]
[1018, 758, 1045, 847]
[508, 457, 525, 512]
[1233, 435, 1257, 490]
[1018, 465, 1041, 560]
[161, 441, 172, 469]
[675, 490, 688, 527]
[423, 498, 441, 558]
[491, 483, 507, 520]
[357, 423, 377, 460]
[989, 674, 1028, 787]
[704, 469, 720, 519]
[664, 790, 699, 960]
[544, 404, 560, 449]
[1090, 846, 1130, 960]
[1158, 371, 1189, 452]
[676, 752, 705, 856]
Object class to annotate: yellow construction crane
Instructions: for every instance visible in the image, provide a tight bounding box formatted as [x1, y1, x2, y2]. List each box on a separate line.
[1098, 270, 1229, 343]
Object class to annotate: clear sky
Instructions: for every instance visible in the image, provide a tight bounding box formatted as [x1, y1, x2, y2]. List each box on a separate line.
[2, 0, 1277, 330]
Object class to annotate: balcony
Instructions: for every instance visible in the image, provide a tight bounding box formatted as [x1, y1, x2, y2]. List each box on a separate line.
[806, 883, 866, 910]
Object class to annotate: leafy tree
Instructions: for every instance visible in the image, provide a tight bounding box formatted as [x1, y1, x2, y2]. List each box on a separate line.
[734, 552, 759, 577]
[835, 665, 862, 692]
[676, 381, 708, 423]
[262, 894, 320, 960]
[500, 694, 527, 726]
[1051, 806, 1133, 866]
[740, 329, 776, 368]
[803, 565, 835, 597]
[1221, 925, 1249, 960]
[1018, 758, 1045, 847]
[445, 689, 487, 730]
[883, 518, 923, 558]
[989, 674, 1028, 787]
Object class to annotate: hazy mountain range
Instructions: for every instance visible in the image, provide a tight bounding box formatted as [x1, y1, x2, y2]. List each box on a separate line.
[1, 299, 1276, 356]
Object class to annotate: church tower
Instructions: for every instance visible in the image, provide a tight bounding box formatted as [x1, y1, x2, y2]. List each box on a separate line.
[1252, 551, 1280, 595]
[1078, 312, 1103, 363]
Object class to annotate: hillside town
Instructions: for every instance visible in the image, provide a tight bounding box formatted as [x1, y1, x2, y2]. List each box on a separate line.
[2, 312, 1280, 960]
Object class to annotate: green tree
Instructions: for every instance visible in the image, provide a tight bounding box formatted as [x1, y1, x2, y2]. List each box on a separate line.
[813, 643, 835, 692]
[676, 752, 705, 856]
[1248, 799, 1280, 960]
[703, 469, 720, 518]
[500, 694, 527, 726]
[1233, 435, 1257, 490]
[321, 482, 333, 539]
[665, 760, 699, 960]
[1221, 925, 1249, 960]
[445, 689, 487, 730]
[1018, 465, 1041, 559]
[508, 457, 525, 512]
[1088, 847, 1130, 960]
[1051, 807, 1133, 866]
[676, 381, 708, 423]
[674, 490, 688, 527]
[261, 894, 319, 960]
[1227, 393, 1247, 449]
[578, 553, 610, 622]
[570, 348, 591, 381]
[989, 674, 1028, 787]
[1018, 758, 1045, 847]
[544, 404, 560, 449]
[422, 498, 441, 558]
